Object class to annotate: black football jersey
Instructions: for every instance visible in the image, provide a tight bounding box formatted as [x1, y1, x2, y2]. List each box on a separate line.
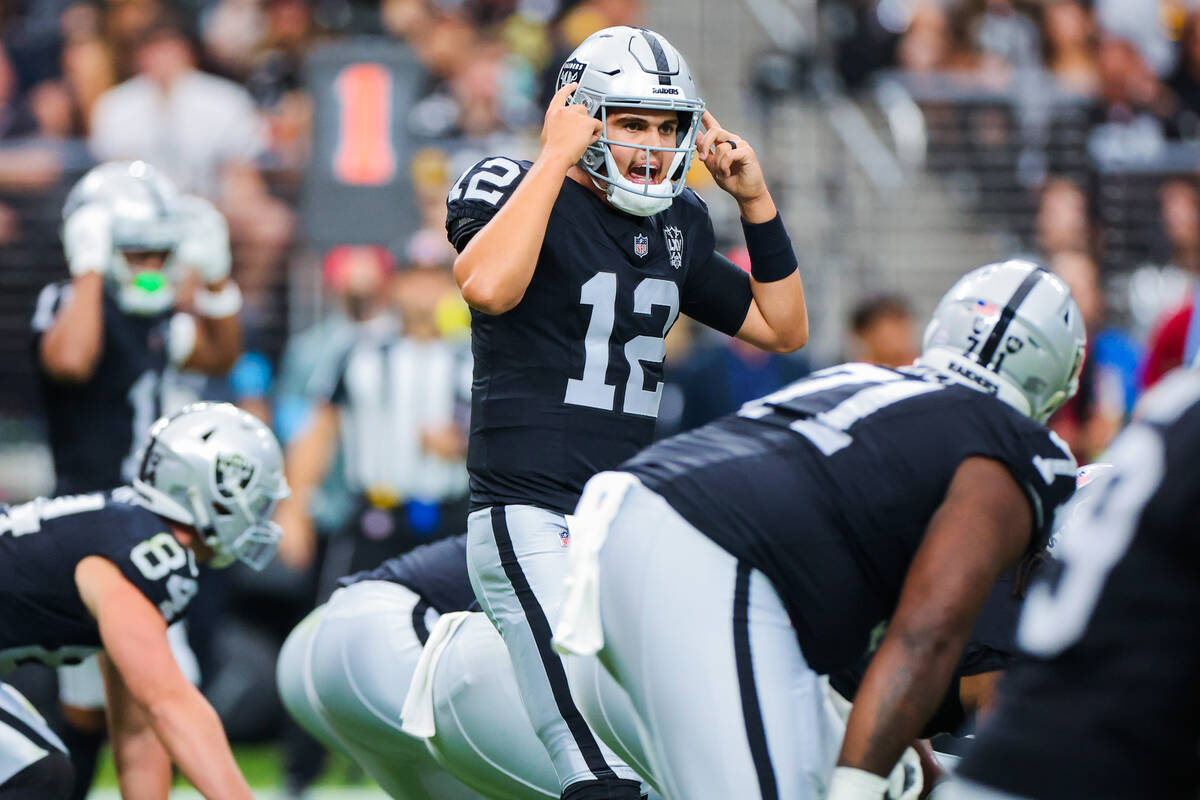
[622, 362, 1077, 674]
[0, 487, 200, 671]
[31, 283, 179, 494]
[446, 157, 754, 513]
[959, 369, 1200, 800]
[338, 533, 474, 614]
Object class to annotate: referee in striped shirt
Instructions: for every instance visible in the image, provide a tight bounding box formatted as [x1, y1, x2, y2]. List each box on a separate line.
[275, 262, 472, 587]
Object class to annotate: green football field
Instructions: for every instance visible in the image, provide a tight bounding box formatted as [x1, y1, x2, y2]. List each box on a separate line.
[89, 744, 390, 798]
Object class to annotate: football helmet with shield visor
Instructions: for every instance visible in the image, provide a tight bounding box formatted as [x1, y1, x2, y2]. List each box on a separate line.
[917, 259, 1087, 423]
[132, 402, 289, 571]
[557, 26, 704, 217]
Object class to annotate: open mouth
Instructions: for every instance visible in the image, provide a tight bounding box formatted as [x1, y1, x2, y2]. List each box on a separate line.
[626, 163, 661, 185]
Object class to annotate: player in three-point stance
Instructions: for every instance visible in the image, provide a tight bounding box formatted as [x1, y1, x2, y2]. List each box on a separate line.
[0, 403, 287, 800]
[556, 260, 1085, 800]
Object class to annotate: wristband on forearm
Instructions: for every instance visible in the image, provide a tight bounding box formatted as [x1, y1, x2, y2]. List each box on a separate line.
[193, 282, 243, 318]
[742, 213, 798, 283]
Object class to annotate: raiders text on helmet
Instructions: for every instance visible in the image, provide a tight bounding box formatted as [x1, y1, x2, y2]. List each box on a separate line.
[917, 260, 1087, 423]
[555, 26, 704, 216]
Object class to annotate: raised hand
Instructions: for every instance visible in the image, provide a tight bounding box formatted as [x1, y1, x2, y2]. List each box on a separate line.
[695, 110, 772, 220]
[540, 83, 604, 168]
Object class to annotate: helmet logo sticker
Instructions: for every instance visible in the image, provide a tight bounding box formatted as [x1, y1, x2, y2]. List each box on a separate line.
[214, 453, 256, 499]
[634, 233, 649, 258]
[558, 58, 588, 89]
[664, 226, 683, 268]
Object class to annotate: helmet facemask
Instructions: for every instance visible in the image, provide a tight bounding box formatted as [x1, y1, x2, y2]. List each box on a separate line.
[574, 92, 704, 217]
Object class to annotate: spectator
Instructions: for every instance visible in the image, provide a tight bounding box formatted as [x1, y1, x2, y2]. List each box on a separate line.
[1041, 0, 1100, 96]
[1036, 177, 1093, 259]
[1141, 178, 1200, 389]
[88, 10, 293, 311]
[1048, 251, 1139, 461]
[1167, 11, 1200, 139]
[1087, 36, 1177, 164]
[848, 293, 920, 368]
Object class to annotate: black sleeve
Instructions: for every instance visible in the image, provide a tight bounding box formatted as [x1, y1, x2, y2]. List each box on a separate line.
[99, 505, 200, 624]
[445, 157, 530, 253]
[681, 209, 753, 338]
[969, 406, 1078, 552]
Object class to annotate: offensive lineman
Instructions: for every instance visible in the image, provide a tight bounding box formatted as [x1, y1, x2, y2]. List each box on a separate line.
[555, 261, 1084, 799]
[0, 402, 288, 799]
[448, 26, 808, 800]
[31, 160, 240, 798]
[953, 366, 1200, 799]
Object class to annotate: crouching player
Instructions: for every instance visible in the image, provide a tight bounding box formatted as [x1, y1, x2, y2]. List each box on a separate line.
[0, 402, 287, 799]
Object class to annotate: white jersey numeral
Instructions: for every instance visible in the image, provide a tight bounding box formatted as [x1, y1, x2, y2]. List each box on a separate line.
[564, 272, 680, 416]
[0, 494, 106, 537]
[740, 363, 942, 455]
[449, 157, 522, 205]
[1018, 425, 1163, 657]
[131, 532, 188, 581]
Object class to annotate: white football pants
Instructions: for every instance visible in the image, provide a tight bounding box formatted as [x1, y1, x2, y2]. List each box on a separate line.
[467, 506, 639, 791]
[275, 580, 481, 800]
[418, 611, 661, 800]
[577, 474, 843, 800]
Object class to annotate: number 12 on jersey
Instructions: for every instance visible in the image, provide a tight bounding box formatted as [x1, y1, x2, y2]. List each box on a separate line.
[564, 272, 680, 418]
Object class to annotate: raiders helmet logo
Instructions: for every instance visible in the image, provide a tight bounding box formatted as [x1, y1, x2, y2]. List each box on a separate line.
[214, 453, 256, 499]
[634, 233, 649, 258]
[664, 226, 683, 269]
[558, 58, 588, 90]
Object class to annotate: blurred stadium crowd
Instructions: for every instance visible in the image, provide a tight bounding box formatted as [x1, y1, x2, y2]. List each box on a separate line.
[1, 0, 1200, 795]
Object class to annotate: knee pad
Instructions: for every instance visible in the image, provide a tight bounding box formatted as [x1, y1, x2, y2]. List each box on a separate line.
[561, 777, 643, 800]
[3, 749, 75, 800]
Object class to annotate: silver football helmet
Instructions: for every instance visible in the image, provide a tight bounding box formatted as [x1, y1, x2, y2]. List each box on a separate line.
[132, 402, 289, 571]
[556, 26, 704, 216]
[62, 160, 185, 315]
[917, 259, 1086, 422]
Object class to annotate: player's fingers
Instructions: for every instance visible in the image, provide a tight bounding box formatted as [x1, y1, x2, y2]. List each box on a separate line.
[701, 109, 722, 133]
[549, 82, 579, 115]
[698, 126, 723, 158]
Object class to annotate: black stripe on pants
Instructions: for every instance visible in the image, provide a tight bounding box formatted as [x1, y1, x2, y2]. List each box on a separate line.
[489, 506, 617, 781]
[411, 599, 433, 646]
[733, 562, 779, 800]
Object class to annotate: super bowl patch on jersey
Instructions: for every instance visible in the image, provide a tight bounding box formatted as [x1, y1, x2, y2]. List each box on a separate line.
[665, 226, 683, 268]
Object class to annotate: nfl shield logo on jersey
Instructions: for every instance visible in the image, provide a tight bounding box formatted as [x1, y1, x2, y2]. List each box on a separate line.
[664, 226, 684, 268]
[633, 233, 649, 258]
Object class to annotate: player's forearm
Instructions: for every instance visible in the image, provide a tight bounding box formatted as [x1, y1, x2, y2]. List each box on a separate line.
[749, 271, 808, 352]
[111, 727, 172, 800]
[837, 624, 965, 777]
[455, 151, 573, 314]
[146, 689, 254, 800]
[39, 272, 105, 381]
[188, 310, 241, 374]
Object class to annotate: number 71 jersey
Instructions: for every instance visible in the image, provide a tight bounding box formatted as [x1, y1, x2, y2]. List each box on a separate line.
[446, 156, 754, 513]
[0, 488, 199, 671]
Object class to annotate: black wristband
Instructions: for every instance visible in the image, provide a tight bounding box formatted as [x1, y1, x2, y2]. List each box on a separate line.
[742, 213, 798, 283]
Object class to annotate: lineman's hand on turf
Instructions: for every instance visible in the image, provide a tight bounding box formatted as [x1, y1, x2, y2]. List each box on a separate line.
[540, 83, 603, 168]
[696, 110, 769, 209]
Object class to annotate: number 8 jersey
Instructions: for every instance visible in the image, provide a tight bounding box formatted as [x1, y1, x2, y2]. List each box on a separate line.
[0, 487, 199, 672]
[447, 157, 754, 513]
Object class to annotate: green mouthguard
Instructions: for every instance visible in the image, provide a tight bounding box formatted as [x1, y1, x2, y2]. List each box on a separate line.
[132, 271, 167, 294]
